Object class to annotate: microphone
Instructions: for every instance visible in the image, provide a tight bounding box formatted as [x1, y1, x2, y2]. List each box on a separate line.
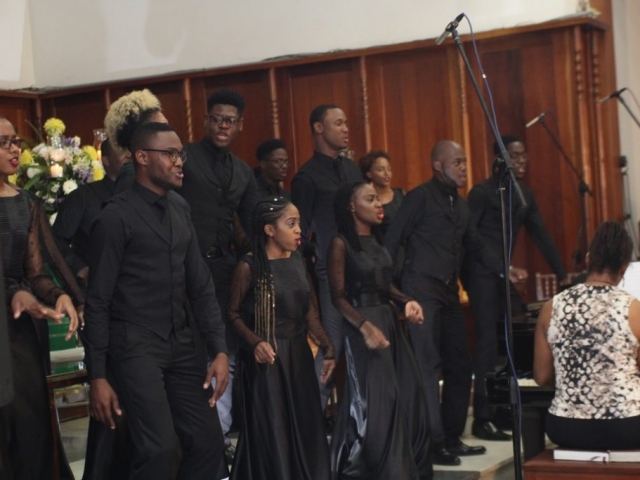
[435, 13, 465, 45]
[599, 87, 627, 104]
[525, 111, 548, 129]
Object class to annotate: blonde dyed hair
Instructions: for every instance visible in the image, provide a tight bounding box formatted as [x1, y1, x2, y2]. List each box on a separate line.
[104, 89, 161, 151]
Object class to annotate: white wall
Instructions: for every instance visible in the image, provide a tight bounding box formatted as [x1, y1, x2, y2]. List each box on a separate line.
[612, 0, 640, 232]
[0, 0, 35, 90]
[4, 0, 581, 90]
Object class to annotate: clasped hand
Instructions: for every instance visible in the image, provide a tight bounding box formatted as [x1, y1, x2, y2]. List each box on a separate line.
[12, 291, 78, 340]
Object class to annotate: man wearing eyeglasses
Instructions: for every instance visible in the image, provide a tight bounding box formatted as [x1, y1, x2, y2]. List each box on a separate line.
[255, 138, 291, 200]
[177, 88, 258, 462]
[461, 135, 568, 443]
[84, 122, 229, 479]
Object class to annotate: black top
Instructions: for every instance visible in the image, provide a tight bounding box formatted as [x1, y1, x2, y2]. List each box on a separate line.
[84, 182, 227, 380]
[228, 250, 334, 357]
[465, 176, 566, 278]
[328, 234, 412, 329]
[177, 139, 259, 256]
[52, 178, 115, 275]
[381, 188, 405, 236]
[255, 174, 290, 201]
[113, 161, 134, 194]
[385, 177, 502, 283]
[291, 151, 362, 262]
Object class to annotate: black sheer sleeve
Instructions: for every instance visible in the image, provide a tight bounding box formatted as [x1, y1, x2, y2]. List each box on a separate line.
[327, 236, 369, 329]
[305, 272, 335, 359]
[24, 196, 82, 307]
[389, 283, 412, 307]
[228, 259, 264, 351]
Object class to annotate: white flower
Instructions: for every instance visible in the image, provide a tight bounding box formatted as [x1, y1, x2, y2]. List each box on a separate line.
[37, 146, 51, 160]
[32, 143, 46, 154]
[63, 151, 74, 165]
[62, 179, 78, 195]
[72, 136, 81, 147]
[49, 212, 57, 226]
[27, 167, 41, 179]
[50, 148, 66, 163]
[51, 183, 59, 193]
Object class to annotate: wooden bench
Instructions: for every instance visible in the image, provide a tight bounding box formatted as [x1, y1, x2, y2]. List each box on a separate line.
[524, 449, 640, 479]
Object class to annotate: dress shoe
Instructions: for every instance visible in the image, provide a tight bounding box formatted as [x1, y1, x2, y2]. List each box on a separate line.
[445, 438, 487, 456]
[225, 444, 236, 465]
[431, 447, 461, 466]
[472, 419, 512, 441]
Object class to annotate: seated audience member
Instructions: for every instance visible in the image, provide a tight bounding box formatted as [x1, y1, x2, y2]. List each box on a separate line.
[534, 221, 640, 450]
[358, 149, 404, 235]
[255, 139, 291, 200]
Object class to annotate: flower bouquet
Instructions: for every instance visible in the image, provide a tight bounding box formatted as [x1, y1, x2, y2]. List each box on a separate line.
[14, 117, 105, 219]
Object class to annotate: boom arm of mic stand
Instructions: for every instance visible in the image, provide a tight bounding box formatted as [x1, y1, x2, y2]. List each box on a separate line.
[616, 95, 640, 130]
[450, 28, 527, 209]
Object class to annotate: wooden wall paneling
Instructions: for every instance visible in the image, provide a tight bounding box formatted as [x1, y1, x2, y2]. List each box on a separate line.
[268, 68, 281, 140]
[0, 95, 37, 140]
[110, 80, 189, 146]
[275, 58, 366, 182]
[40, 90, 106, 147]
[366, 47, 463, 192]
[194, 69, 274, 168]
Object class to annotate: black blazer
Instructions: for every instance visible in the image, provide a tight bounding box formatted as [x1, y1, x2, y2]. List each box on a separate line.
[84, 185, 227, 380]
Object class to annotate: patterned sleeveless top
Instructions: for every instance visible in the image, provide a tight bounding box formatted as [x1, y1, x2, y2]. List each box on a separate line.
[548, 284, 640, 419]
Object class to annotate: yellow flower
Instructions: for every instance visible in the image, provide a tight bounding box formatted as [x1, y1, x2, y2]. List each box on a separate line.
[82, 146, 98, 161]
[92, 161, 105, 181]
[44, 117, 66, 137]
[7, 174, 17, 185]
[19, 149, 33, 165]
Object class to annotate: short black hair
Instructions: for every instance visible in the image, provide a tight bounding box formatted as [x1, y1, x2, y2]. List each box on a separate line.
[130, 122, 176, 156]
[493, 135, 522, 155]
[207, 88, 245, 115]
[358, 149, 391, 177]
[101, 138, 114, 160]
[309, 104, 340, 131]
[587, 221, 633, 275]
[256, 138, 286, 162]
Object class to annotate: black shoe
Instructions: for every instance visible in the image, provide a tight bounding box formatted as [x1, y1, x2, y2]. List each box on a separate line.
[472, 419, 512, 441]
[445, 438, 487, 456]
[432, 447, 461, 466]
[225, 444, 236, 465]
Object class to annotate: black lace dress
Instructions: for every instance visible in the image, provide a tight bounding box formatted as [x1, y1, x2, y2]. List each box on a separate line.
[228, 250, 335, 480]
[0, 190, 82, 480]
[328, 235, 432, 480]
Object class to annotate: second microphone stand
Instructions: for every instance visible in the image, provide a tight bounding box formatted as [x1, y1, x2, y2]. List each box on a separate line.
[536, 117, 591, 269]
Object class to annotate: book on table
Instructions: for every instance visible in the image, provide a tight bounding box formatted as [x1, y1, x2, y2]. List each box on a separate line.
[553, 449, 640, 463]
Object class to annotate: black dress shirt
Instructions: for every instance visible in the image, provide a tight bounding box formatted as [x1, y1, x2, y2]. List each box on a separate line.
[466, 176, 566, 278]
[291, 152, 362, 262]
[385, 176, 502, 284]
[52, 178, 115, 275]
[113, 161, 135, 194]
[84, 182, 227, 380]
[177, 139, 259, 256]
[256, 174, 290, 201]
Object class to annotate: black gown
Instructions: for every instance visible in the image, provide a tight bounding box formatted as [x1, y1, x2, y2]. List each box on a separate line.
[0, 190, 81, 480]
[328, 235, 432, 480]
[228, 250, 335, 480]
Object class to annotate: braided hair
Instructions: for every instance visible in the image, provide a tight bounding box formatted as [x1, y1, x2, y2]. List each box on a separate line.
[587, 221, 633, 275]
[333, 181, 383, 252]
[250, 197, 291, 349]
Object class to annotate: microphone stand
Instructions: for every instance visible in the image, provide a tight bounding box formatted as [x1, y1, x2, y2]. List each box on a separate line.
[448, 24, 527, 480]
[536, 116, 592, 268]
[614, 94, 640, 130]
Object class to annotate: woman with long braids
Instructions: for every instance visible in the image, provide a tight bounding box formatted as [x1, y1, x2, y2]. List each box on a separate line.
[228, 197, 336, 480]
[329, 181, 432, 480]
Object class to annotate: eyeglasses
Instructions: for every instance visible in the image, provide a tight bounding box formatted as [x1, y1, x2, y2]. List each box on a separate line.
[509, 152, 529, 162]
[206, 114, 240, 126]
[141, 148, 187, 164]
[0, 137, 23, 150]
[269, 158, 290, 167]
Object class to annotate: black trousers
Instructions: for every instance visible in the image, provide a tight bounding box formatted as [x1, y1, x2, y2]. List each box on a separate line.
[547, 413, 640, 450]
[403, 274, 472, 448]
[108, 323, 228, 480]
[463, 272, 524, 421]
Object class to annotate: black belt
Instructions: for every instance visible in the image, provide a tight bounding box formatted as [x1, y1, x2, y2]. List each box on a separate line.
[348, 292, 389, 308]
